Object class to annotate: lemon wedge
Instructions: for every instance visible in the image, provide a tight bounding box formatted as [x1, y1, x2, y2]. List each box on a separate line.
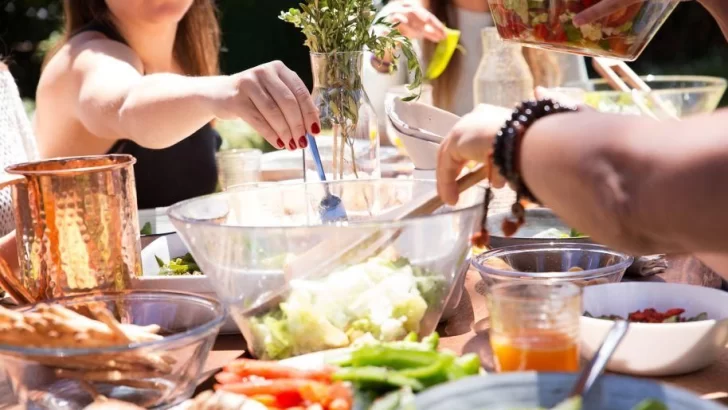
[425, 28, 461, 80]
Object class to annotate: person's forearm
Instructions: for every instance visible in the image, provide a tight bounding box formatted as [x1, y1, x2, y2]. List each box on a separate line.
[699, 0, 728, 41]
[115, 74, 231, 149]
[520, 109, 728, 255]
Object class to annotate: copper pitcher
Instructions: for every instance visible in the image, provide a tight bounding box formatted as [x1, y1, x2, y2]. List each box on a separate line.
[0, 155, 142, 304]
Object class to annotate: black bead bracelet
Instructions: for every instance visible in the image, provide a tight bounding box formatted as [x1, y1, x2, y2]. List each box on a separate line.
[493, 98, 578, 204]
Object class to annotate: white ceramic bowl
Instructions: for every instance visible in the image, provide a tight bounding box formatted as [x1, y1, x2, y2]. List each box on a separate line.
[581, 282, 728, 377]
[386, 99, 460, 170]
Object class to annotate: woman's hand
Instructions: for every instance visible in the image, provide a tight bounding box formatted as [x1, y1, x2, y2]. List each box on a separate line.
[381, 0, 447, 42]
[217, 61, 320, 151]
[437, 104, 511, 205]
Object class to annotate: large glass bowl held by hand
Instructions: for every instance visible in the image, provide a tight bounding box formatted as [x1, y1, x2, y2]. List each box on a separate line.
[168, 179, 484, 360]
[487, 0, 680, 61]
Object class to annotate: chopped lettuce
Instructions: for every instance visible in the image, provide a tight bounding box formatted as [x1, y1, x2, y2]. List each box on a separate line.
[156, 253, 202, 276]
[248, 256, 446, 360]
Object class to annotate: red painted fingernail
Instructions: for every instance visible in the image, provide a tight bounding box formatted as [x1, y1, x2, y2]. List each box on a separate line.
[276, 138, 285, 148]
[298, 136, 307, 148]
[311, 123, 320, 134]
[289, 139, 297, 150]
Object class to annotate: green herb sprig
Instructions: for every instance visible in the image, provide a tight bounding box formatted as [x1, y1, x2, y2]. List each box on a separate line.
[280, 0, 422, 99]
[281, 0, 422, 179]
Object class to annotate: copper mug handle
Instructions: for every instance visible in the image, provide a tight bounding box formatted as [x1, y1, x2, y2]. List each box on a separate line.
[0, 173, 35, 305]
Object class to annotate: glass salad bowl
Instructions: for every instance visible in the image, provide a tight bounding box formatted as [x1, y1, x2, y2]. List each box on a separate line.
[0, 290, 225, 409]
[487, 0, 680, 61]
[168, 179, 484, 360]
[553, 75, 727, 118]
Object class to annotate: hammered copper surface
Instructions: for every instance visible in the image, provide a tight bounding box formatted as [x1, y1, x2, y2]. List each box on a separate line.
[0, 155, 141, 303]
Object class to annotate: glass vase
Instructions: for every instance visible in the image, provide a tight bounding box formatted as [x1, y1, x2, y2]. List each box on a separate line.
[306, 52, 380, 181]
[473, 27, 534, 108]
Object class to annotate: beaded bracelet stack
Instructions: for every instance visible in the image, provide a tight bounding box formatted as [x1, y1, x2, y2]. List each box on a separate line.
[471, 98, 578, 248]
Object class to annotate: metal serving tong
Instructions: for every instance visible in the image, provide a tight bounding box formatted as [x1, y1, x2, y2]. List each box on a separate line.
[592, 58, 679, 121]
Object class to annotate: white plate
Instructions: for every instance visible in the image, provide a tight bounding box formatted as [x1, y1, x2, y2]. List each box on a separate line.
[133, 234, 239, 334]
[581, 282, 728, 376]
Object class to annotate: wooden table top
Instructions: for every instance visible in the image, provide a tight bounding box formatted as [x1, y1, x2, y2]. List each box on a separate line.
[198, 255, 728, 405]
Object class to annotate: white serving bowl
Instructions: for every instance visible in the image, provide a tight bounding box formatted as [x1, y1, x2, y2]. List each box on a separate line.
[386, 99, 460, 170]
[581, 282, 728, 376]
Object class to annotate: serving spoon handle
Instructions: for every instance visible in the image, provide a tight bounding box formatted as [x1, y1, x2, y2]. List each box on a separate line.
[571, 320, 630, 397]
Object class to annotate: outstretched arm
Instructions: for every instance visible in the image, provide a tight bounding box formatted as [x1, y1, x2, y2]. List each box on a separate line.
[520, 108, 728, 255]
[37, 33, 318, 153]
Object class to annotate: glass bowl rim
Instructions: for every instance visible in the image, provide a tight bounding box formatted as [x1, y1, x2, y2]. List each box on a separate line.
[0, 290, 227, 357]
[487, 281, 582, 303]
[559, 75, 727, 96]
[167, 178, 486, 231]
[472, 243, 635, 280]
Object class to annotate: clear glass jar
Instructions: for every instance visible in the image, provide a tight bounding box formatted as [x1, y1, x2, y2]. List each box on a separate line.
[488, 282, 582, 373]
[306, 52, 380, 181]
[473, 27, 534, 108]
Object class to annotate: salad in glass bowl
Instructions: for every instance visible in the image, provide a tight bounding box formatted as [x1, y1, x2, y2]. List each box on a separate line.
[167, 179, 484, 360]
[487, 0, 681, 60]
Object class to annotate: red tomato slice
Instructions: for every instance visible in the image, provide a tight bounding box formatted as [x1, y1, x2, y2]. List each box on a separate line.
[608, 37, 630, 54]
[603, 3, 642, 28]
[550, 23, 568, 42]
[534, 24, 549, 40]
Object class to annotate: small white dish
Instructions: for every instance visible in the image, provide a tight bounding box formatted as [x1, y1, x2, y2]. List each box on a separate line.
[139, 207, 175, 236]
[581, 282, 728, 376]
[133, 233, 239, 334]
[386, 99, 460, 170]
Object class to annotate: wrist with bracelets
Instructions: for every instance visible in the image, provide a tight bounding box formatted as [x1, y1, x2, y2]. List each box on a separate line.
[471, 98, 577, 247]
[493, 98, 578, 204]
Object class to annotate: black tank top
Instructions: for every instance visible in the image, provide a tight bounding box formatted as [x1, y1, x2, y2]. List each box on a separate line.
[74, 22, 222, 209]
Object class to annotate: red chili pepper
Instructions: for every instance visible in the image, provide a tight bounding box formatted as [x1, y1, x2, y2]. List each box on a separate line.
[664, 308, 685, 318]
[276, 391, 304, 408]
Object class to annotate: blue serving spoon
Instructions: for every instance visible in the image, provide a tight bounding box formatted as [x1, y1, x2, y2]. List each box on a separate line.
[307, 134, 347, 223]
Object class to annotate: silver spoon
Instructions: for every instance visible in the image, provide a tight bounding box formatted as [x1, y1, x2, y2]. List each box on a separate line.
[306, 134, 347, 223]
[552, 320, 630, 409]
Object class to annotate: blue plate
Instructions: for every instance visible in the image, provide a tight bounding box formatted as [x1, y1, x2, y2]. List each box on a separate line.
[414, 373, 725, 410]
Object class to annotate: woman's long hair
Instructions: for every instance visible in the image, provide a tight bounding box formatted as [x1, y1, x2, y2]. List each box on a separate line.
[44, 0, 220, 77]
[423, 0, 561, 111]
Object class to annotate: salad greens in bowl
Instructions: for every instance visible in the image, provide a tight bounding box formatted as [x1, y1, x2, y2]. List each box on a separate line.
[553, 75, 727, 118]
[167, 179, 484, 360]
[486, 208, 591, 249]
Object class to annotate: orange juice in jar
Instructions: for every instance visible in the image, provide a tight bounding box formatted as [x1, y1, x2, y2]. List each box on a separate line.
[488, 282, 582, 373]
[490, 329, 579, 372]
